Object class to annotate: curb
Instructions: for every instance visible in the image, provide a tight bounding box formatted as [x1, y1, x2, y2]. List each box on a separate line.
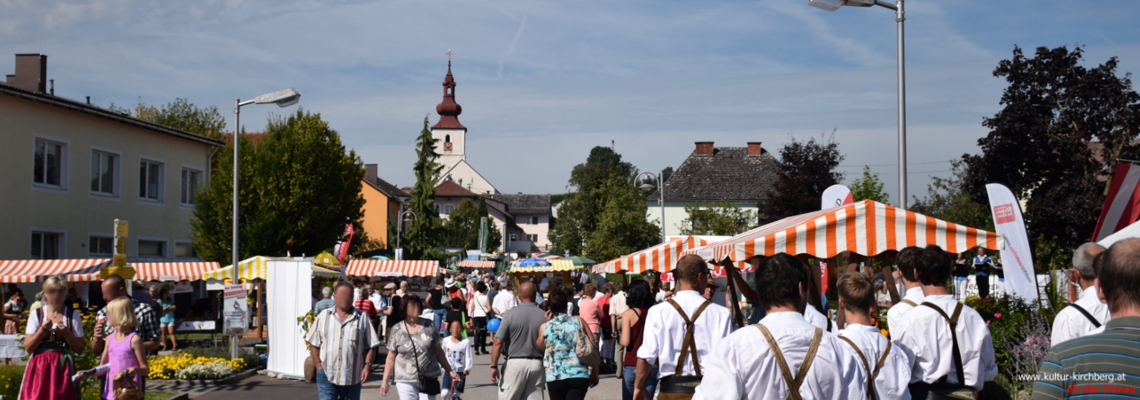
[150, 368, 262, 386]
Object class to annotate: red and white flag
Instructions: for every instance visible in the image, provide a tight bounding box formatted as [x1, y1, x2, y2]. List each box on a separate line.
[334, 223, 355, 264]
[1092, 162, 1140, 242]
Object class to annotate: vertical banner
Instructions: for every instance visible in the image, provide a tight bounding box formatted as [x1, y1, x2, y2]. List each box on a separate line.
[223, 284, 248, 336]
[985, 183, 1037, 302]
[821, 184, 854, 210]
[1092, 162, 1140, 241]
[820, 261, 829, 295]
[334, 223, 355, 264]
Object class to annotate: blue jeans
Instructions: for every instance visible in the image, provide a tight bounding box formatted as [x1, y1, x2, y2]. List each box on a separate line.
[316, 369, 361, 400]
[433, 309, 448, 334]
[622, 365, 658, 400]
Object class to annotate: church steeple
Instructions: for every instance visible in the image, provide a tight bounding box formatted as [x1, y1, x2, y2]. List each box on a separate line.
[433, 50, 466, 130]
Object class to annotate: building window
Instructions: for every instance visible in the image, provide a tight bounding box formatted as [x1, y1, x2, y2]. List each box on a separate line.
[181, 168, 201, 205]
[510, 233, 518, 241]
[175, 242, 196, 258]
[139, 160, 163, 201]
[526, 217, 539, 225]
[138, 240, 166, 257]
[90, 151, 117, 196]
[526, 234, 537, 243]
[31, 232, 62, 259]
[33, 139, 66, 187]
[443, 204, 456, 215]
[89, 236, 114, 257]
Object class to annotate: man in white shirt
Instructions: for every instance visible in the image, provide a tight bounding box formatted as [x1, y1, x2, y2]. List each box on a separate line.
[636, 255, 732, 400]
[609, 284, 629, 378]
[895, 245, 997, 398]
[492, 281, 518, 316]
[886, 247, 923, 339]
[836, 273, 913, 400]
[1050, 242, 1109, 345]
[694, 253, 865, 400]
[539, 276, 550, 293]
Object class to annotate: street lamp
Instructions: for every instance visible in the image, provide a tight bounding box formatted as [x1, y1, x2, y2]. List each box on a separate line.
[232, 88, 301, 272]
[395, 210, 416, 260]
[808, 0, 908, 209]
[637, 172, 666, 243]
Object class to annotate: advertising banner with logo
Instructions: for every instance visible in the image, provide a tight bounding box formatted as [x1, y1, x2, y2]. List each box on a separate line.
[985, 183, 1037, 302]
[222, 284, 248, 336]
[821, 184, 854, 210]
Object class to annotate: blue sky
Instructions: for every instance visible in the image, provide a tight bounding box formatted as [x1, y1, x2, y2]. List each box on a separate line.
[4, 0, 1139, 203]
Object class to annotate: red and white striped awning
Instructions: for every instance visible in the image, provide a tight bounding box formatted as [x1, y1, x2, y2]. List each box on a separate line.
[133, 262, 220, 281]
[457, 260, 495, 269]
[346, 260, 440, 277]
[597, 236, 711, 274]
[685, 200, 1005, 262]
[0, 259, 111, 283]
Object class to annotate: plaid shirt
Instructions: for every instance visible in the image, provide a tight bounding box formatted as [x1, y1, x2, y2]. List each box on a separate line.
[95, 298, 160, 343]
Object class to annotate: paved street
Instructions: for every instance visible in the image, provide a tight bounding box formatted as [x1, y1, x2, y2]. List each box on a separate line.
[154, 351, 625, 400]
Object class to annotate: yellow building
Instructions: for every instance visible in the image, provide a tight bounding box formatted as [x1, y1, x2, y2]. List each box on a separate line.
[0, 54, 224, 261]
[361, 164, 409, 249]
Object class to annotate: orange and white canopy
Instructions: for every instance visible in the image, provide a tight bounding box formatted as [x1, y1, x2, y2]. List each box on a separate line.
[596, 236, 713, 274]
[133, 262, 220, 281]
[346, 260, 440, 277]
[0, 259, 111, 283]
[457, 260, 495, 269]
[685, 199, 1005, 262]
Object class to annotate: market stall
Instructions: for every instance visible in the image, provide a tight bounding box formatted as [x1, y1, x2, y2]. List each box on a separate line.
[683, 199, 1006, 327]
[345, 260, 441, 277]
[202, 256, 341, 282]
[0, 259, 111, 282]
[456, 260, 496, 269]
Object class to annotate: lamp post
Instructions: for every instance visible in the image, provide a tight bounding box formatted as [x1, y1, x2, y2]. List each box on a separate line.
[396, 210, 416, 260]
[231, 88, 299, 359]
[808, 0, 908, 209]
[637, 172, 666, 243]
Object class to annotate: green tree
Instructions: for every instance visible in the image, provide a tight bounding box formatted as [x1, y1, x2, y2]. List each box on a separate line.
[551, 146, 657, 256]
[585, 175, 661, 261]
[849, 166, 890, 204]
[678, 199, 759, 236]
[404, 117, 445, 259]
[962, 45, 1140, 265]
[910, 160, 993, 233]
[443, 199, 479, 249]
[126, 98, 227, 138]
[762, 133, 845, 223]
[190, 109, 365, 261]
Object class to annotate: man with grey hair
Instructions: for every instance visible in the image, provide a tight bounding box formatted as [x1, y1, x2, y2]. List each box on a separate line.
[314, 287, 335, 315]
[1050, 242, 1110, 345]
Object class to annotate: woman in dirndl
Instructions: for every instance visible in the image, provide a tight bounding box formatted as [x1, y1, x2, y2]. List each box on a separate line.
[21, 275, 86, 400]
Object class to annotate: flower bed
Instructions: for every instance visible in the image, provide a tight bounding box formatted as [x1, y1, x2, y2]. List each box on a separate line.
[148, 353, 248, 381]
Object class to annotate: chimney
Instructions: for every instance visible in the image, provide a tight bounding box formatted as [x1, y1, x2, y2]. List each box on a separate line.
[747, 142, 763, 156]
[5, 54, 48, 93]
[49, 79, 54, 95]
[364, 164, 378, 185]
[695, 141, 714, 155]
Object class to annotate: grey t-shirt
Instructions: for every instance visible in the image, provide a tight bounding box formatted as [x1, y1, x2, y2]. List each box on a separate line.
[387, 317, 442, 382]
[498, 302, 546, 358]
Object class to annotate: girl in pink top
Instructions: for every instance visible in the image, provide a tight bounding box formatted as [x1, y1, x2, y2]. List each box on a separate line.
[100, 297, 149, 400]
[578, 284, 604, 339]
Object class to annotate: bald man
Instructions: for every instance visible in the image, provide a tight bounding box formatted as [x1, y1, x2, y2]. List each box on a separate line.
[491, 283, 547, 400]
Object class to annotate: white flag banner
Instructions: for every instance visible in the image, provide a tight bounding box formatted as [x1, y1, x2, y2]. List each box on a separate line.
[821, 184, 853, 210]
[985, 183, 1037, 302]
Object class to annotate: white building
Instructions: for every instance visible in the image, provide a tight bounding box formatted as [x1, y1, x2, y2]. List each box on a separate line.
[431, 60, 498, 196]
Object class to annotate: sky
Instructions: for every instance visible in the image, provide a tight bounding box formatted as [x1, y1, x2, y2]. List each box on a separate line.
[4, 0, 1140, 204]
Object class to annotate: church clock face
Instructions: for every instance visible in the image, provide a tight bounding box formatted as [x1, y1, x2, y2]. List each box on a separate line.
[444, 142, 453, 152]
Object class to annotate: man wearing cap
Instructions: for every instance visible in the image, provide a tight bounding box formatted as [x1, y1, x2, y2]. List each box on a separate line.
[702, 278, 719, 301]
[380, 282, 401, 342]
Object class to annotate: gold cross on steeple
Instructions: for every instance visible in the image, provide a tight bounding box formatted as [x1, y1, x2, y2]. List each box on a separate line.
[447, 49, 453, 63]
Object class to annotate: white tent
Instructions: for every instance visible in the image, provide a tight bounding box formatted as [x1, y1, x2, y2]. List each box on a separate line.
[1098, 220, 1140, 248]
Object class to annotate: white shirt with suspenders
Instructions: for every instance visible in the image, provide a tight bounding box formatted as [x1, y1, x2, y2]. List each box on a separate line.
[894, 295, 997, 394]
[838, 324, 914, 400]
[1050, 287, 1110, 345]
[694, 311, 866, 400]
[637, 290, 732, 397]
[885, 287, 925, 340]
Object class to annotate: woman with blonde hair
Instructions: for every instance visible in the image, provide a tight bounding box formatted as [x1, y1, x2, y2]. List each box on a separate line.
[20, 275, 85, 400]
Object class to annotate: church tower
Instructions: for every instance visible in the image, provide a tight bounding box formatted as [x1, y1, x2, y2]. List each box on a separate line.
[432, 53, 466, 170]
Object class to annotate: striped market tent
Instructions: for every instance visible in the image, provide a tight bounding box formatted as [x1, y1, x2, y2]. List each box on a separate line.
[509, 259, 581, 273]
[596, 236, 710, 274]
[346, 260, 440, 277]
[685, 199, 1005, 263]
[0, 259, 111, 283]
[202, 256, 341, 281]
[456, 260, 495, 269]
[134, 262, 220, 281]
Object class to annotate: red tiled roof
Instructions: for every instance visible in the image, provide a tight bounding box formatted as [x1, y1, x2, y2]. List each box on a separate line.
[435, 180, 478, 197]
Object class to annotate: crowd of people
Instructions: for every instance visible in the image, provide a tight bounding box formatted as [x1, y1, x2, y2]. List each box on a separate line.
[298, 238, 1140, 400]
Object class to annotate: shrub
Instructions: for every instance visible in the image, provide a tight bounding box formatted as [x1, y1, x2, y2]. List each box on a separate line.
[175, 362, 235, 380]
[0, 365, 24, 400]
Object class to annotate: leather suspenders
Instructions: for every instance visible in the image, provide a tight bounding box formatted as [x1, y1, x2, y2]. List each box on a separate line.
[665, 299, 713, 377]
[756, 324, 823, 400]
[838, 335, 893, 400]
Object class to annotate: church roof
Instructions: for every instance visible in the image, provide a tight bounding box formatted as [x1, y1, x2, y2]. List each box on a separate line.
[435, 180, 478, 197]
[653, 146, 781, 202]
[432, 60, 466, 130]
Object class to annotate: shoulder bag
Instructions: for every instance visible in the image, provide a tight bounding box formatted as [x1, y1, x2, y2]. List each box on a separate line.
[407, 322, 442, 395]
[574, 316, 601, 367]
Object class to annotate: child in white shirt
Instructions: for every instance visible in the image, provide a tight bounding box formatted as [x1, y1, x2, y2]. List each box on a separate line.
[440, 321, 473, 399]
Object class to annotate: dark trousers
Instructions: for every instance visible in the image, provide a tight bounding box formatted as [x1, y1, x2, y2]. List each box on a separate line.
[473, 317, 488, 351]
[977, 275, 990, 298]
[547, 377, 590, 400]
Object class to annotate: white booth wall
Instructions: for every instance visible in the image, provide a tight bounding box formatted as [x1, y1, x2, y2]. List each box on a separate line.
[266, 260, 311, 379]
